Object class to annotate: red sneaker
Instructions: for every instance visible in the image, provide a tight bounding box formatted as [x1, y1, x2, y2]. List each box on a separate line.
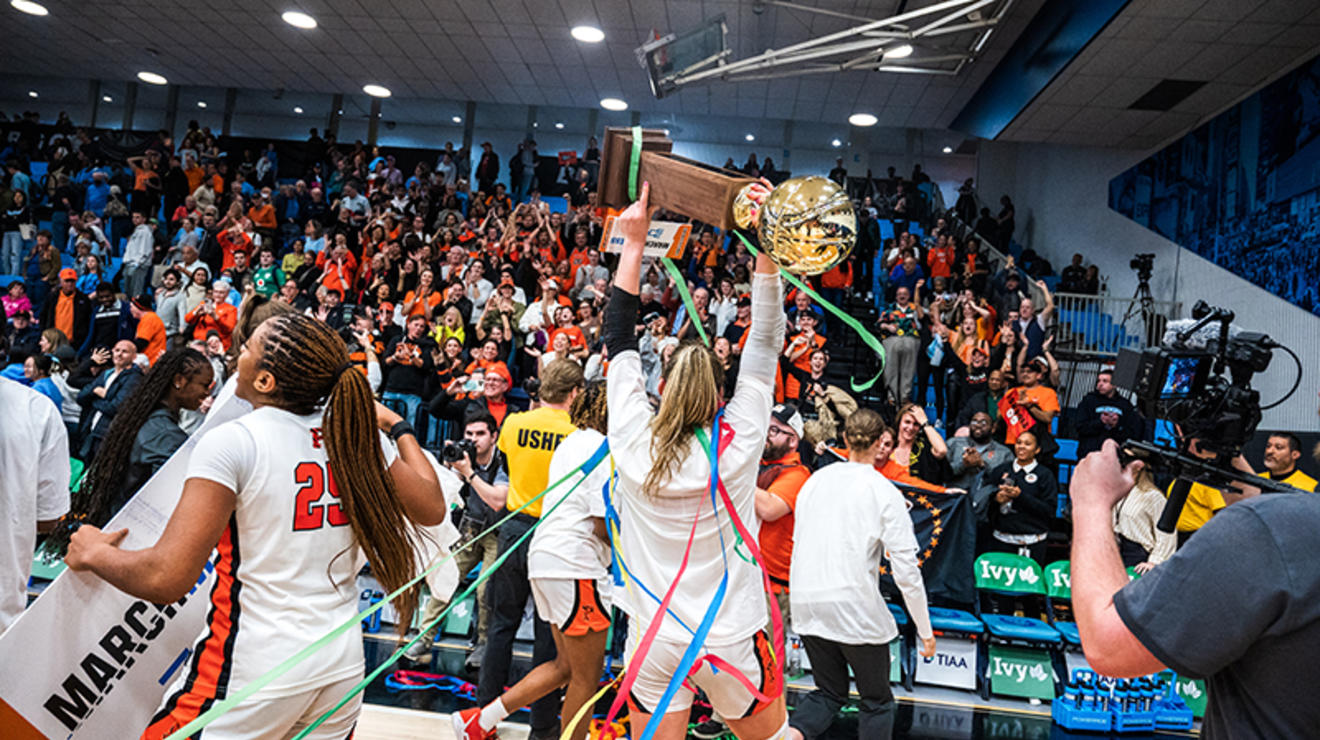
[451, 706, 495, 740]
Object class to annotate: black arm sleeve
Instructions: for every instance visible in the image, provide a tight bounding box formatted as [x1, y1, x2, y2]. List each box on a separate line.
[603, 286, 640, 356]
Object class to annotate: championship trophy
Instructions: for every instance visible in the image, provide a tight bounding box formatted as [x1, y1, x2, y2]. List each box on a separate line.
[597, 127, 856, 276]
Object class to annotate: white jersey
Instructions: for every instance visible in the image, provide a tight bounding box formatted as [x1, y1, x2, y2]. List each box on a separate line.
[179, 406, 397, 700]
[791, 461, 933, 645]
[0, 378, 70, 633]
[528, 429, 611, 580]
[606, 271, 784, 646]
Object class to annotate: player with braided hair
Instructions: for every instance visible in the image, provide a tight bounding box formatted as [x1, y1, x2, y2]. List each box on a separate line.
[66, 312, 448, 739]
[46, 347, 214, 555]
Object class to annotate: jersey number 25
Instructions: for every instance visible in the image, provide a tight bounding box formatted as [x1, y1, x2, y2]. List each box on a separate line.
[293, 461, 349, 531]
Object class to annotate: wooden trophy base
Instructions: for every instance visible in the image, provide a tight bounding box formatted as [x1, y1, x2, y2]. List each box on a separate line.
[597, 126, 755, 232]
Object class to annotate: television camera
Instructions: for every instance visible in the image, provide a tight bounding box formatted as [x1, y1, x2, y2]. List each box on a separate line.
[1114, 300, 1305, 532]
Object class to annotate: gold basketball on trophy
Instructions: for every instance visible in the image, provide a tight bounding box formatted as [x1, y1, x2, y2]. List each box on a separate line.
[736, 176, 856, 276]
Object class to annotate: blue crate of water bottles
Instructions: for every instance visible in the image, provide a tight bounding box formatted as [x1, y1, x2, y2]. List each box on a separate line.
[1053, 669, 1188, 733]
[1153, 680, 1195, 732]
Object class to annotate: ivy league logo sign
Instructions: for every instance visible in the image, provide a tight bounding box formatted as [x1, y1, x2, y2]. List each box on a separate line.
[988, 645, 1054, 700]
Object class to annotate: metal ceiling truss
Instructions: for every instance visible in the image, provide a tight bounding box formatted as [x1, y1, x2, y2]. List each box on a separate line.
[653, 0, 1016, 89]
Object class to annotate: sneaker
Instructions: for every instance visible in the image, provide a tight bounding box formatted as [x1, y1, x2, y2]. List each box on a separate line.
[451, 707, 495, 740]
[402, 639, 432, 665]
[690, 716, 729, 739]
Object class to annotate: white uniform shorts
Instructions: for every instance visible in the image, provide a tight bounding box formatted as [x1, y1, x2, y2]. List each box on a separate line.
[530, 576, 613, 636]
[140, 674, 362, 740]
[624, 626, 782, 719]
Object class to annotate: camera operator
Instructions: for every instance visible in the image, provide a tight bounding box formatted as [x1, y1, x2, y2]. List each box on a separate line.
[405, 412, 508, 666]
[1070, 440, 1320, 738]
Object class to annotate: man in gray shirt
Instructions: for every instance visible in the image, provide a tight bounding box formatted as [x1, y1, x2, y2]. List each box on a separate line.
[948, 411, 1011, 494]
[1071, 441, 1320, 739]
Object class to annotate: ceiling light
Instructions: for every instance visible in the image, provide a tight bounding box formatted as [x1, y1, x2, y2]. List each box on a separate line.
[600, 97, 627, 111]
[886, 44, 914, 59]
[27, 91, 37, 98]
[942, 145, 953, 154]
[745, 133, 755, 142]
[831, 138, 842, 147]
[555, 122, 564, 129]
[293, 106, 304, 114]
[197, 101, 207, 108]
[102, 95, 113, 103]
[571, 25, 605, 43]
[281, 10, 317, 29]
[137, 71, 168, 85]
[10, 0, 48, 16]
[452, 116, 462, 123]
[848, 112, 877, 127]
[362, 84, 391, 98]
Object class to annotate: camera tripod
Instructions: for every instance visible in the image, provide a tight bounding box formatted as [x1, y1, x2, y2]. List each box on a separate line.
[1121, 273, 1159, 345]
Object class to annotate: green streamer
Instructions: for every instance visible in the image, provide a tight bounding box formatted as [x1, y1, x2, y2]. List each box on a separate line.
[290, 488, 579, 739]
[732, 231, 886, 392]
[629, 125, 642, 201]
[166, 455, 604, 739]
[662, 258, 711, 347]
[624, 124, 708, 348]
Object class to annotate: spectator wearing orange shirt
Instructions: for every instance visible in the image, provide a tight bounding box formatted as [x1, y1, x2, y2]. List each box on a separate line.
[402, 268, 443, 321]
[182, 281, 238, 349]
[926, 234, 956, 279]
[820, 258, 852, 309]
[129, 296, 168, 365]
[757, 404, 812, 654]
[783, 311, 825, 401]
[316, 235, 358, 298]
[217, 222, 253, 271]
[999, 355, 1060, 467]
[247, 187, 278, 243]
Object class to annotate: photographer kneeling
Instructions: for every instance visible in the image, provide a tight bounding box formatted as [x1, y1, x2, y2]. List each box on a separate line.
[1070, 440, 1320, 738]
[405, 412, 508, 667]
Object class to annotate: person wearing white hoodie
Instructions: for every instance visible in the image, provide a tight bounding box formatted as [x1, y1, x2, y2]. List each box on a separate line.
[122, 211, 156, 300]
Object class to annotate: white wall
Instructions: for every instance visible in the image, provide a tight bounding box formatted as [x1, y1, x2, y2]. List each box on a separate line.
[978, 142, 1319, 430]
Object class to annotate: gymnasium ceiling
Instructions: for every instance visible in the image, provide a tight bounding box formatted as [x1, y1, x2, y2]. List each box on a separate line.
[5, 0, 1320, 150]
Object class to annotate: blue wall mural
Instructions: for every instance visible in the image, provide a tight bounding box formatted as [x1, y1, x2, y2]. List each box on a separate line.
[1109, 54, 1320, 316]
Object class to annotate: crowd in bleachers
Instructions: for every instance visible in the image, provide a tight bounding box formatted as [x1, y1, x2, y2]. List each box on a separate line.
[6, 118, 1320, 736]
[7, 118, 1299, 565]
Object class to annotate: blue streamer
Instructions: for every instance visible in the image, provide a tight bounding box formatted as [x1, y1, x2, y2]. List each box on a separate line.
[638, 411, 733, 740]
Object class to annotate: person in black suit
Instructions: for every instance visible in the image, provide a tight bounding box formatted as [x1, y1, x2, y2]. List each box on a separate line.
[76, 339, 144, 459]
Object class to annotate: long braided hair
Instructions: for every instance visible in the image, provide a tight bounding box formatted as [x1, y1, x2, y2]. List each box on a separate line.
[255, 312, 429, 631]
[569, 379, 608, 434]
[48, 348, 212, 554]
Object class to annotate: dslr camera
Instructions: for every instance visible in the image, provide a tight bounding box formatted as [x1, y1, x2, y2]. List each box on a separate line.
[442, 438, 477, 465]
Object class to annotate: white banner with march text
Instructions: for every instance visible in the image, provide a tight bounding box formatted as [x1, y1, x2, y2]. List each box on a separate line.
[0, 378, 251, 739]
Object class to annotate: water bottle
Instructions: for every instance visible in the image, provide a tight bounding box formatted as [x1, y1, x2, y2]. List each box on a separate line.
[787, 637, 802, 676]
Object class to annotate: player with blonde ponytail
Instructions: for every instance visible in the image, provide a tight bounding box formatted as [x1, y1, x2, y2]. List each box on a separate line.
[602, 182, 790, 740]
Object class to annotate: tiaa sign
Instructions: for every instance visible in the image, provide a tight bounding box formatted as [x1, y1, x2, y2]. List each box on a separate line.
[601, 216, 692, 260]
